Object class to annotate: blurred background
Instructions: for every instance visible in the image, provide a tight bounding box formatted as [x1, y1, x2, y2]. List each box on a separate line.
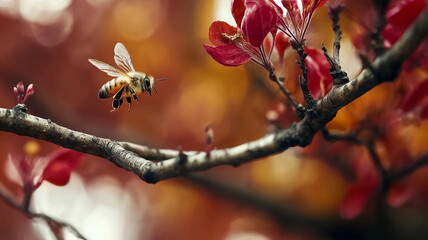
[0, 0, 427, 239]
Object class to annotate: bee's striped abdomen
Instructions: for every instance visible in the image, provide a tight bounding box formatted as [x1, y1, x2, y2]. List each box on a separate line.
[98, 78, 128, 99]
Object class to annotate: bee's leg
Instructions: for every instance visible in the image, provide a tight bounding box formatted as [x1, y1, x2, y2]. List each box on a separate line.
[118, 98, 124, 108]
[126, 97, 132, 112]
[111, 98, 124, 112]
[110, 86, 126, 112]
[129, 87, 138, 102]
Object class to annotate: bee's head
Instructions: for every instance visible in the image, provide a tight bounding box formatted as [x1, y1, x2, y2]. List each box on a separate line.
[142, 76, 154, 95]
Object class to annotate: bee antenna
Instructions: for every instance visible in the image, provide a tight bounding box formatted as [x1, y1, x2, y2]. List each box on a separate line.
[154, 78, 168, 85]
[152, 78, 166, 95]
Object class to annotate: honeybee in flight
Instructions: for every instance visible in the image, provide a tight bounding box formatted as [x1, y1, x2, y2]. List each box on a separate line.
[88, 42, 166, 112]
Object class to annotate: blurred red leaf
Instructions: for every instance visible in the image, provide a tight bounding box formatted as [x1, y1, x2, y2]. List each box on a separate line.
[204, 44, 252, 66]
[42, 149, 83, 186]
[383, 0, 426, 48]
[422, 104, 428, 119]
[241, 0, 278, 47]
[208, 21, 239, 46]
[400, 79, 428, 112]
[339, 177, 377, 219]
[305, 47, 333, 99]
[383, 0, 428, 69]
[339, 155, 379, 219]
[387, 184, 413, 207]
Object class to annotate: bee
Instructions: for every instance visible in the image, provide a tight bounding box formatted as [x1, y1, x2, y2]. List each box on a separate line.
[88, 42, 166, 112]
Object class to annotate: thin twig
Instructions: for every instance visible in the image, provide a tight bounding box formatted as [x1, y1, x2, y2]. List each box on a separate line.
[325, 1, 349, 86]
[370, 0, 390, 56]
[31, 212, 87, 240]
[327, 0, 345, 64]
[0, 187, 87, 240]
[321, 127, 362, 144]
[269, 72, 305, 119]
[322, 45, 349, 86]
[388, 155, 428, 182]
[366, 141, 389, 193]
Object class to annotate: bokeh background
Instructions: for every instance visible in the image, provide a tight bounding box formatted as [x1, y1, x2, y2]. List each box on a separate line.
[0, 0, 428, 239]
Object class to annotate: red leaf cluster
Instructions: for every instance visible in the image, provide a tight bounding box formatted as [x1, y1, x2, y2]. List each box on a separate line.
[204, 0, 327, 76]
[204, 0, 280, 69]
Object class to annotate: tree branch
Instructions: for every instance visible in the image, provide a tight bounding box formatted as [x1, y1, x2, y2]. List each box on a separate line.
[185, 174, 339, 238]
[0, 9, 427, 184]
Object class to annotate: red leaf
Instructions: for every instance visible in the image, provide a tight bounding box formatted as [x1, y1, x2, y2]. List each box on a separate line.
[383, 0, 426, 48]
[282, 0, 302, 30]
[314, 0, 327, 9]
[274, 31, 290, 57]
[241, 0, 278, 47]
[232, 0, 246, 27]
[208, 21, 239, 46]
[281, 0, 298, 12]
[42, 149, 82, 186]
[302, 0, 327, 18]
[400, 79, 428, 112]
[269, 0, 284, 15]
[204, 44, 251, 66]
[305, 48, 333, 99]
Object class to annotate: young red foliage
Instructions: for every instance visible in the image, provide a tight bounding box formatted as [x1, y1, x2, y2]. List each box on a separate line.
[13, 81, 34, 104]
[277, 0, 327, 44]
[205, 0, 277, 70]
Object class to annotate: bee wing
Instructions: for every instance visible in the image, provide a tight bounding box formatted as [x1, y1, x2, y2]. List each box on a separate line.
[114, 42, 135, 73]
[88, 59, 128, 78]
